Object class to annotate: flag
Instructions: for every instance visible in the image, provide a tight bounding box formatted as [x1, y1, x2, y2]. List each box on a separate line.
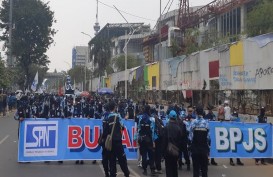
[31, 71, 38, 91]
[41, 78, 48, 91]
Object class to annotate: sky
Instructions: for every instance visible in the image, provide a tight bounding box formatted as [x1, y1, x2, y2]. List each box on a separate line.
[45, 0, 213, 72]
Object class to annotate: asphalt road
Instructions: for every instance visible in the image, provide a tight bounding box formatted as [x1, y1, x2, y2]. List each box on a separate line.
[0, 111, 272, 177]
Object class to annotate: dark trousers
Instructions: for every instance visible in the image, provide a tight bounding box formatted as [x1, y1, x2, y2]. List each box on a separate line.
[140, 141, 155, 171]
[109, 140, 130, 177]
[102, 147, 110, 177]
[154, 139, 162, 170]
[230, 158, 241, 163]
[255, 158, 265, 163]
[165, 155, 178, 177]
[178, 142, 190, 166]
[192, 153, 208, 177]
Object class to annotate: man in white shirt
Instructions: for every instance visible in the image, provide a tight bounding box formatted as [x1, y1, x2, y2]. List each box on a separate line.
[224, 100, 244, 166]
[224, 100, 231, 121]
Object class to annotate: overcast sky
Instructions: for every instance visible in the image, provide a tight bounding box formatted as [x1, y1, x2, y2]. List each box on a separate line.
[46, 0, 213, 72]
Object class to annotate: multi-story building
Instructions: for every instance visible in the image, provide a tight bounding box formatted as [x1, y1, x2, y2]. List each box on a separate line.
[72, 46, 88, 68]
[88, 23, 151, 91]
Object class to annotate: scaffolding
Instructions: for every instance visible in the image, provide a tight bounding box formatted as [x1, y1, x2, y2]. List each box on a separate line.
[177, 0, 256, 31]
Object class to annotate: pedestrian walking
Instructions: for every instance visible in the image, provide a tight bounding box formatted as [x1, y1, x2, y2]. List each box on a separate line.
[138, 105, 156, 176]
[189, 106, 209, 177]
[163, 110, 183, 177]
[224, 101, 244, 166]
[154, 114, 164, 174]
[100, 103, 111, 177]
[217, 100, 225, 121]
[105, 101, 130, 177]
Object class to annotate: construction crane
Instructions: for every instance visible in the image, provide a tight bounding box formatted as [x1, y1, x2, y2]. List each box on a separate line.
[177, 0, 190, 32]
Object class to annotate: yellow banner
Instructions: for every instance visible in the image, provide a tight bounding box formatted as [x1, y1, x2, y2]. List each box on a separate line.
[230, 41, 244, 66]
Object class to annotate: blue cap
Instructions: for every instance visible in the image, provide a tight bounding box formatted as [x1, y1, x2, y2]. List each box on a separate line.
[169, 110, 177, 119]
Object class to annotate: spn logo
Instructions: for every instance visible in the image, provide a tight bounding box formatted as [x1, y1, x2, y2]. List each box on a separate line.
[24, 121, 58, 157]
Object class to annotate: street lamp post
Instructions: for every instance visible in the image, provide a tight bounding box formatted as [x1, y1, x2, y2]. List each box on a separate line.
[114, 5, 142, 99]
[124, 30, 128, 99]
[81, 32, 92, 91]
[63, 61, 71, 70]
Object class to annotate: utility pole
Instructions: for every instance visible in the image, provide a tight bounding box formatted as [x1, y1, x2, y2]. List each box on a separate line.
[113, 5, 141, 99]
[125, 30, 128, 99]
[159, 0, 162, 100]
[8, 0, 13, 67]
[81, 32, 92, 91]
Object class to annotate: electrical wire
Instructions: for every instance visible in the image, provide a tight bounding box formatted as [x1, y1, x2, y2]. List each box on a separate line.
[98, 0, 156, 22]
[152, 0, 175, 30]
[161, 0, 172, 15]
[162, 0, 175, 20]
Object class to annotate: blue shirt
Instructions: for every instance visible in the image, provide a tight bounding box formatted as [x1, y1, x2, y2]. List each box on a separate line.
[107, 112, 124, 127]
[137, 114, 156, 141]
[189, 116, 209, 142]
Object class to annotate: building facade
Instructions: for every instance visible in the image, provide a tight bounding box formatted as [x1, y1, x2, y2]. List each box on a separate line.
[72, 46, 88, 68]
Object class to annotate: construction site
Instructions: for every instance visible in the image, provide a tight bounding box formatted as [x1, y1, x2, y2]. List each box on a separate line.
[136, 0, 272, 116]
[85, 0, 273, 116]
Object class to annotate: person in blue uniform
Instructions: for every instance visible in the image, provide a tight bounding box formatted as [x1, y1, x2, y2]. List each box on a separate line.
[100, 103, 111, 177]
[138, 105, 157, 176]
[189, 106, 209, 177]
[105, 101, 130, 177]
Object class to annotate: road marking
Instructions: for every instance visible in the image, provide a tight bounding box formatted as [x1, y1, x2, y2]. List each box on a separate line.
[116, 172, 123, 176]
[0, 135, 9, 145]
[223, 165, 228, 169]
[222, 174, 227, 177]
[99, 164, 105, 175]
[128, 166, 141, 177]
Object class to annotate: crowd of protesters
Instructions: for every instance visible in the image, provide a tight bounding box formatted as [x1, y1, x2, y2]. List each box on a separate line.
[7, 88, 269, 177]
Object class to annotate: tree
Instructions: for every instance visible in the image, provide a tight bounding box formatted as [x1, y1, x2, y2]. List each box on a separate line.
[90, 37, 112, 77]
[170, 39, 182, 57]
[247, 0, 273, 36]
[0, 0, 56, 89]
[113, 54, 142, 72]
[68, 66, 85, 84]
[67, 66, 91, 87]
[0, 59, 10, 89]
[182, 28, 200, 55]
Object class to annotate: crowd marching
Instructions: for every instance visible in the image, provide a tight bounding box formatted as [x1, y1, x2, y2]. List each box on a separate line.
[0, 87, 269, 177]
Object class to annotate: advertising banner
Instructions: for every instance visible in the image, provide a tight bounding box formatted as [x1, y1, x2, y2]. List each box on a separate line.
[210, 122, 272, 158]
[18, 118, 137, 162]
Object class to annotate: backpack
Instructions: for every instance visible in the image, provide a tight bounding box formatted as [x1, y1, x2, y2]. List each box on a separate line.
[155, 117, 164, 137]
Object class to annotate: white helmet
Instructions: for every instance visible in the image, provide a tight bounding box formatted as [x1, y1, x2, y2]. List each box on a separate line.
[224, 100, 229, 104]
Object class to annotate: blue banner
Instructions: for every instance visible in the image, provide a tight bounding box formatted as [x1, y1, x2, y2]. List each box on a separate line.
[19, 119, 273, 162]
[18, 118, 137, 162]
[209, 121, 273, 158]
